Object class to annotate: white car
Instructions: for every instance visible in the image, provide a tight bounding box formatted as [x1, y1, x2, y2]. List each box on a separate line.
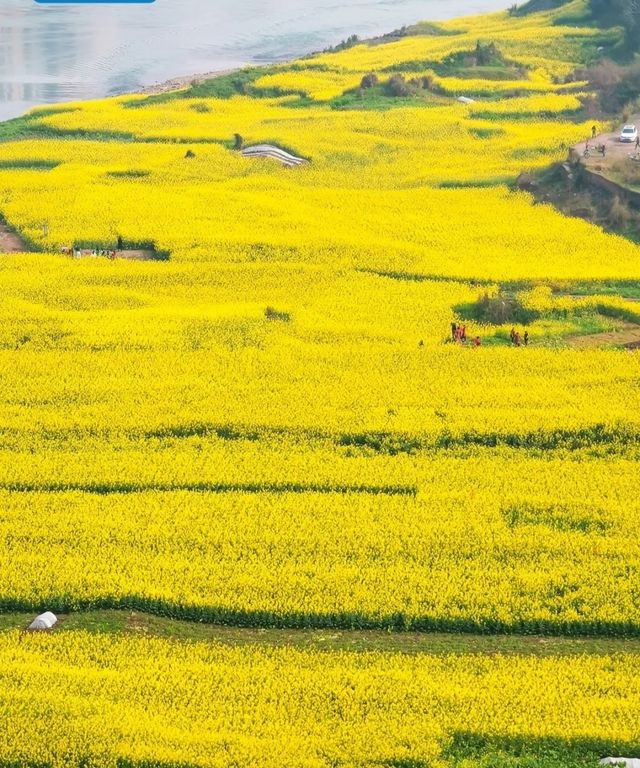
[620, 124, 638, 143]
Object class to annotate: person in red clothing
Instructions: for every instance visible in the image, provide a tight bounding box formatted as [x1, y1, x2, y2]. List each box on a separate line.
[473, 336, 481, 347]
[514, 331, 521, 347]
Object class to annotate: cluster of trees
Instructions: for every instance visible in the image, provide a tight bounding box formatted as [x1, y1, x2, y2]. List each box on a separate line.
[322, 34, 359, 53]
[575, 0, 640, 114]
[472, 40, 505, 66]
[515, 0, 640, 51]
[589, 0, 640, 50]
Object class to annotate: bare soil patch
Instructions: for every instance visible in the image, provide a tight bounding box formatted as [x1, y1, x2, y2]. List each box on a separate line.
[0, 223, 27, 252]
[118, 249, 157, 261]
[135, 68, 240, 96]
[72, 248, 158, 261]
[569, 322, 640, 349]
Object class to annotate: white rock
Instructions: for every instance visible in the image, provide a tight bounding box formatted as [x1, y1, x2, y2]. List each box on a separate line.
[28, 611, 57, 630]
[457, 96, 475, 104]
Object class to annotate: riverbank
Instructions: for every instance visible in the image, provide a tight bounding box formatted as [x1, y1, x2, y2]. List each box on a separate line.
[135, 67, 244, 96]
[0, 0, 514, 122]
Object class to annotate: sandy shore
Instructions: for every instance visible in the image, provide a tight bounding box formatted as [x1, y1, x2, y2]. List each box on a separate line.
[134, 68, 244, 96]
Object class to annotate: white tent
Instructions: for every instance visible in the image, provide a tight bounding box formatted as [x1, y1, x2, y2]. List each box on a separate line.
[28, 612, 57, 630]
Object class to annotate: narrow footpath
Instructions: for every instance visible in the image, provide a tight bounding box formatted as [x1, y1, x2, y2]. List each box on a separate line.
[6, 610, 640, 655]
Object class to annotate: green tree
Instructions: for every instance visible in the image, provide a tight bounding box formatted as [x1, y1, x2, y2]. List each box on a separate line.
[590, 0, 640, 49]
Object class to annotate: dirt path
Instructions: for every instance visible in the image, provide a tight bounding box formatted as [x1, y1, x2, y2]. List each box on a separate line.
[573, 118, 640, 172]
[564, 294, 640, 303]
[117, 249, 157, 261]
[8, 609, 640, 654]
[0, 222, 27, 252]
[72, 248, 158, 261]
[569, 322, 640, 349]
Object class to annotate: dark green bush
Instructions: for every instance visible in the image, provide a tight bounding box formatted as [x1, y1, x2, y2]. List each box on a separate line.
[384, 74, 414, 97]
[473, 291, 539, 325]
[264, 306, 291, 322]
[190, 102, 211, 113]
[360, 73, 379, 89]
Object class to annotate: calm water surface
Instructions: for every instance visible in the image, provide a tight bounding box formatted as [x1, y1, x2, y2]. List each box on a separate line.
[0, 0, 509, 120]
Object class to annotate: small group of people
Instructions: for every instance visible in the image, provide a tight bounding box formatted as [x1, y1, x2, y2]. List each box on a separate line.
[61, 238, 123, 260]
[585, 126, 610, 158]
[451, 323, 481, 347]
[61, 246, 117, 259]
[584, 140, 606, 158]
[510, 327, 529, 347]
[448, 323, 530, 347]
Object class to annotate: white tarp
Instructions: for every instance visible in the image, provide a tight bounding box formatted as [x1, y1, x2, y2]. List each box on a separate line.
[241, 145, 307, 167]
[28, 612, 57, 630]
[600, 759, 640, 768]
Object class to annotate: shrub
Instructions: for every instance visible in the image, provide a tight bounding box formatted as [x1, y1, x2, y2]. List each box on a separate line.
[608, 195, 631, 229]
[233, 79, 249, 95]
[577, 60, 640, 114]
[420, 75, 434, 90]
[360, 73, 379, 89]
[474, 291, 538, 325]
[384, 74, 413, 97]
[264, 306, 290, 322]
[475, 40, 500, 66]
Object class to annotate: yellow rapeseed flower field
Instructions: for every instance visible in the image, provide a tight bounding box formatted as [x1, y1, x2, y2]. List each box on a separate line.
[0, 632, 639, 767]
[0, 0, 637, 635]
[0, 0, 638, 763]
[1, 447, 640, 631]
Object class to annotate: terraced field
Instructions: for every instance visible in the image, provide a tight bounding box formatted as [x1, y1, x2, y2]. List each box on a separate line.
[1, 1, 639, 766]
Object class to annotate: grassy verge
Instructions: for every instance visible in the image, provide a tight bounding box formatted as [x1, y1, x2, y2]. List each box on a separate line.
[326, 84, 447, 111]
[0, 111, 138, 143]
[125, 67, 298, 109]
[3, 610, 640, 655]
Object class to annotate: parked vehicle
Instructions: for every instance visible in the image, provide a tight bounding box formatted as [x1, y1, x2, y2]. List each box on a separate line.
[620, 124, 638, 143]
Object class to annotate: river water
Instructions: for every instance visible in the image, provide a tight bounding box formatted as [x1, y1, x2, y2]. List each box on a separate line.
[0, 0, 509, 120]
